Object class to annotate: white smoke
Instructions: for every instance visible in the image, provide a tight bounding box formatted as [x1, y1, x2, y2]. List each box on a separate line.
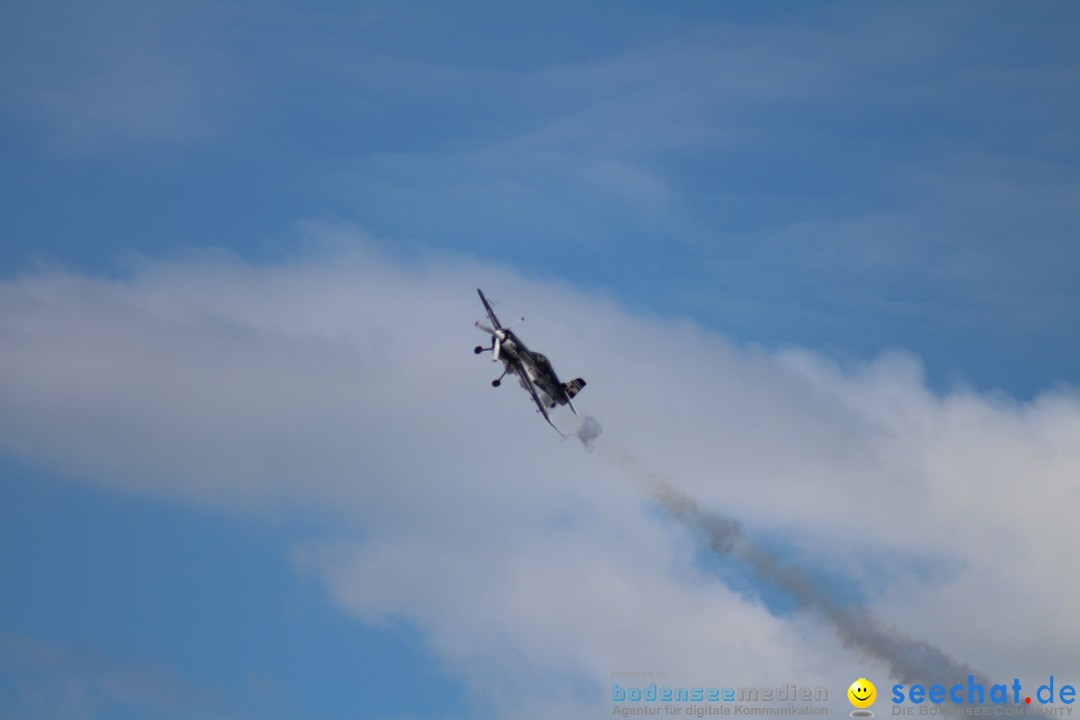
[578, 415, 989, 710]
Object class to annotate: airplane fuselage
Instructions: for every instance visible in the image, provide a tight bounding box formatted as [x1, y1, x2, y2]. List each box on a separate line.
[492, 330, 569, 408]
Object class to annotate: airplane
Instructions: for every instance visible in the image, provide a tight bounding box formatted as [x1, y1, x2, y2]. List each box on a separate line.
[473, 288, 586, 437]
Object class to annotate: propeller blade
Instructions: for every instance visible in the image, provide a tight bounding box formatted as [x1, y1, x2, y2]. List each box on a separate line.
[475, 321, 496, 335]
[492, 338, 501, 362]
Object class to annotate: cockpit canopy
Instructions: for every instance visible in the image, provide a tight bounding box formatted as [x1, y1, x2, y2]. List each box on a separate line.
[532, 352, 551, 373]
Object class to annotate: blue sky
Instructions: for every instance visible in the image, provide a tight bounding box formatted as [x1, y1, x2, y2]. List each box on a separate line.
[1, 2, 1079, 719]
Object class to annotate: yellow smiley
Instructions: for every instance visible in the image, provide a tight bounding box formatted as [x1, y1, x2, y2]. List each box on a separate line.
[848, 678, 876, 708]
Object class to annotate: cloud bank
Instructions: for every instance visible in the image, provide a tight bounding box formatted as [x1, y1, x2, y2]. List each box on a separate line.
[1, 237, 1077, 717]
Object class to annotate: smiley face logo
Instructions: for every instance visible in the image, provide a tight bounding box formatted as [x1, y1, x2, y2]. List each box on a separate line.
[848, 678, 876, 709]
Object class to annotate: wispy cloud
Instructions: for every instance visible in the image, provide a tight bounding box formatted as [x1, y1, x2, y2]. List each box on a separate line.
[3, 2, 1076, 389]
[0, 2, 237, 154]
[304, 7, 1080, 390]
[0, 631, 260, 720]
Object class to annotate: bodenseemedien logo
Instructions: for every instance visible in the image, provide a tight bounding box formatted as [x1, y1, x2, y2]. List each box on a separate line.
[609, 676, 830, 717]
[848, 677, 876, 717]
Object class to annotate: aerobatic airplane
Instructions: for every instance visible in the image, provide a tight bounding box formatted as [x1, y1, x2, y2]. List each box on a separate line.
[473, 288, 586, 437]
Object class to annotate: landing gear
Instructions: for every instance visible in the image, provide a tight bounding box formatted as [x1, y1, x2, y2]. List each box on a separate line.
[491, 366, 509, 387]
[474, 345, 489, 355]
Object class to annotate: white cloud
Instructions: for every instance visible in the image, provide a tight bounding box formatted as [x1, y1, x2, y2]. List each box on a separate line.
[1, 235, 1077, 717]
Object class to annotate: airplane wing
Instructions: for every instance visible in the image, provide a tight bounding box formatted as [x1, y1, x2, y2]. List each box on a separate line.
[519, 368, 567, 439]
[476, 288, 503, 331]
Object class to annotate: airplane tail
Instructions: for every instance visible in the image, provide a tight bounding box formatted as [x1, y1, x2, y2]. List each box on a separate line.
[562, 378, 586, 400]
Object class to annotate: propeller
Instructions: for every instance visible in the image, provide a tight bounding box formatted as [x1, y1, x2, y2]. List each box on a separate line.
[474, 317, 524, 362]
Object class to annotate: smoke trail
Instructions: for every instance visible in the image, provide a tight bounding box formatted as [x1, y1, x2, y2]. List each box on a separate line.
[575, 416, 987, 704]
[656, 478, 982, 690]
[576, 415, 603, 451]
